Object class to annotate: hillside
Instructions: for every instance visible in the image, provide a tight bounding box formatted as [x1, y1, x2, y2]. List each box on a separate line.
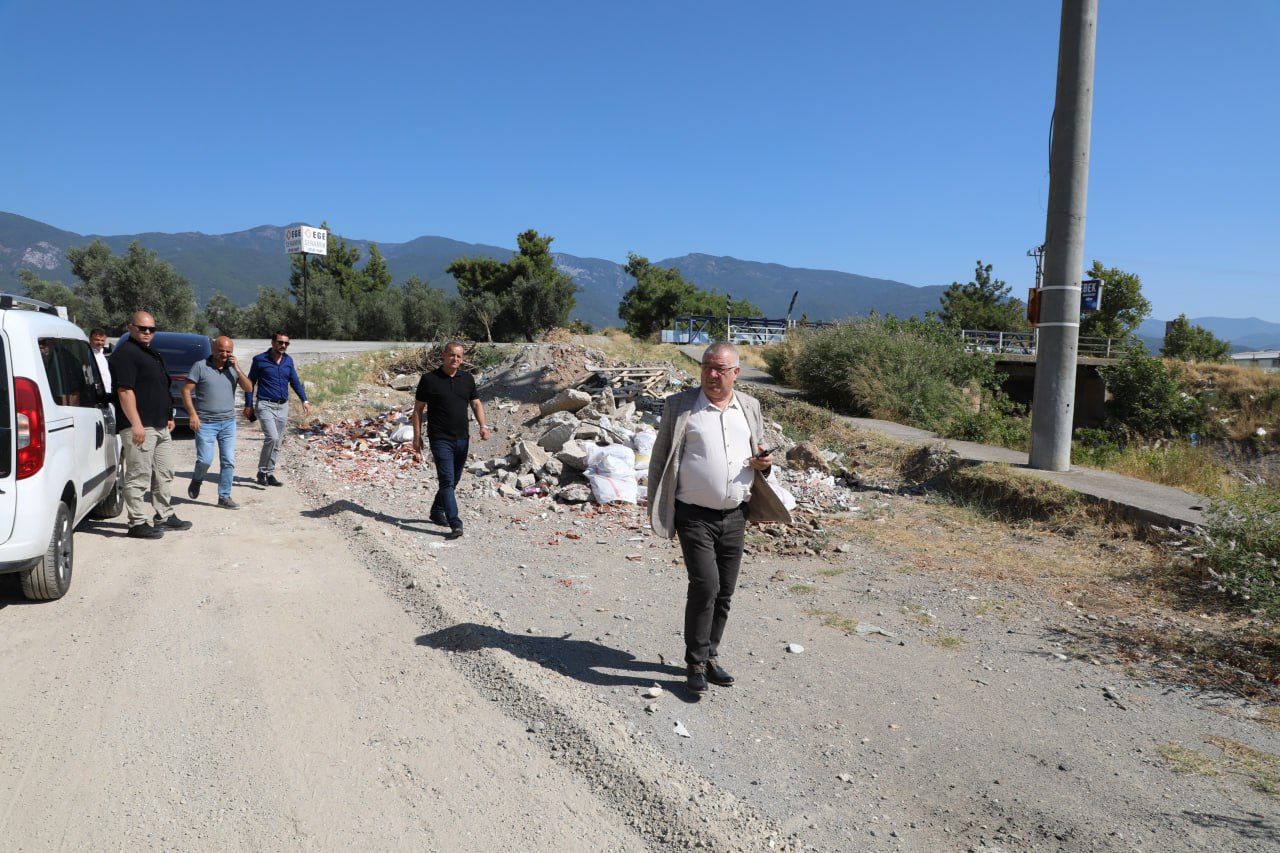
[3, 212, 1276, 345]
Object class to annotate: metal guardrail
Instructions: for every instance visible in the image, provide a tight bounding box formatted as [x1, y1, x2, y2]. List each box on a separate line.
[959, 329, 1119, 358]
[667, 317, 1120, 360]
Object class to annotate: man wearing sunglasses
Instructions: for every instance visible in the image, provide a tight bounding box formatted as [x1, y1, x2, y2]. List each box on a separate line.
[109, 311, 193, 539]
[243, 331, 310, 487]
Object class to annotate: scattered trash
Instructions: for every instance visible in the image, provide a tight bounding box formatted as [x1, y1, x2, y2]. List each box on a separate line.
[673, 720, 692, 738]
[855, 624, 895, 638]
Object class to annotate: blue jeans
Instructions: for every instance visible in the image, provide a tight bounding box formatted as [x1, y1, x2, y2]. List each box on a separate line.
[428, 437, 468, 529]
[194, 417, 237, 499]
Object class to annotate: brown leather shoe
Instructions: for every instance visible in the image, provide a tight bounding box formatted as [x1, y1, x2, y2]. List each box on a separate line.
[706, 658, 735, 686]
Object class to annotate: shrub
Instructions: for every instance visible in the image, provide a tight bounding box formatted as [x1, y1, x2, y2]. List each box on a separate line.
[1196, 487, 1280, 617]
[788, 317, 999, 433]
[1099, 346, 1203, 440]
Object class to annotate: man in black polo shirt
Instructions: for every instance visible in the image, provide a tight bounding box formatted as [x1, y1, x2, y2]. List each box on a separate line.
[410, 341, 490, 539]
[110, 311, 193, 539]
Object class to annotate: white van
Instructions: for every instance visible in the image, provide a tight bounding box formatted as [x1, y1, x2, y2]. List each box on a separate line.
[0, 295, 124, 600]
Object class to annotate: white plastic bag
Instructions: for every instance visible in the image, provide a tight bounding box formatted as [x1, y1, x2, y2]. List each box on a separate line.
[585, 443, 638, 504]
[390, 423, 414, 443]
[630, 430, 656, 473]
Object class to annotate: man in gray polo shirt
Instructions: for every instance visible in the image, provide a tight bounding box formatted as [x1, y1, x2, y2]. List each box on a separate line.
[183, 336, 252, 509]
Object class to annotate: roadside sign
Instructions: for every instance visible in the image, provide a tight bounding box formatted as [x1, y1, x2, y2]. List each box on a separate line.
[285, 225, 328, 256]
[1080, 278, 1103, 312]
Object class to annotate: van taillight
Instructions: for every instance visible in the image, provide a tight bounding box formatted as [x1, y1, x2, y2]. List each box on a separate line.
[15, 377, 46, 479]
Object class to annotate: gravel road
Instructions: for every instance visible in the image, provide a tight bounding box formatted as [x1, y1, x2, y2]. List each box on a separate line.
[3, 406, 1277, 852]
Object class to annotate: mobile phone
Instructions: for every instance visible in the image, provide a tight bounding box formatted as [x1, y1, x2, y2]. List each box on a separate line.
[754, 447, 774, 458]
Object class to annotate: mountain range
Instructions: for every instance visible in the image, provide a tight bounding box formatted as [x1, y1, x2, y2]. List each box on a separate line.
[2, 212, 1276, 350]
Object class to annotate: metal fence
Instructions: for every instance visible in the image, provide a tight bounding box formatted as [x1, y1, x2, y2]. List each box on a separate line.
[959, 329, 1119, 358]
[667, 317, 1120, 360]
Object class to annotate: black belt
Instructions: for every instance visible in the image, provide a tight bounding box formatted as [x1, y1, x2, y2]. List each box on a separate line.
[260, 398, 288, 404]
[675, 499, 747, 517]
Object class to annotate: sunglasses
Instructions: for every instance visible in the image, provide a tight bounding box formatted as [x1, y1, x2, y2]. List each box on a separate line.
[132, 325, 157, 333]
[274, 340, 290, 347]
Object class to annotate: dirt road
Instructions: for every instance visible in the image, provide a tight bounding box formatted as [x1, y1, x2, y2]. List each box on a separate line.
[0, 431, 656, 852]
[3, 402, 1277, 852]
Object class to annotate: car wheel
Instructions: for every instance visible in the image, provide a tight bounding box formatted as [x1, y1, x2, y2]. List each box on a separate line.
[21, 502, 73, 600]
[90, 456, 126, 519]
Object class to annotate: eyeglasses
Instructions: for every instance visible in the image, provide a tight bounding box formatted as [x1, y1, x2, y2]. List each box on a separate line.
[701, 364, 738, 375]
[275, 340, 290, 347]
[132, 325, 156, 334]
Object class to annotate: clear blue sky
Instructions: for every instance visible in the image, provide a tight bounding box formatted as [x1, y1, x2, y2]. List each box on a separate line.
[1, 0, 1276, 322]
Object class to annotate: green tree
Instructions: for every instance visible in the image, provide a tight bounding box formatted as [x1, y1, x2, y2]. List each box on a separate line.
[446, 229, 578, 341]
[1079, 260, 1151, 340]
[201, 291, 245, 337]
[63, 239, 196, 331]
[355, 287, 405, 341]
[619, 254, 699, 338]
[363, 242, 393, 293]
[618, 253, 760, 339]
[1160, 314, 1230, 363]
[19, 270, 110, 330]
[402, 276, 457, 341]
[1098, 345, 1202, 440]
[241, 286, 297, 338]
[935, 261, 1028, 331]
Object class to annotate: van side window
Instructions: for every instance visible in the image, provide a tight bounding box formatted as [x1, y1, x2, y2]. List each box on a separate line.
[38, 338, 98, 409]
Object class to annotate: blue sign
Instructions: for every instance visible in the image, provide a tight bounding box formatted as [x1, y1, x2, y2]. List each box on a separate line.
[1081, 278, 1103, 312]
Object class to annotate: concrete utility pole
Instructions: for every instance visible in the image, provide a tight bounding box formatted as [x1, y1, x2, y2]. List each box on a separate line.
[1029, 0, 1098, 471]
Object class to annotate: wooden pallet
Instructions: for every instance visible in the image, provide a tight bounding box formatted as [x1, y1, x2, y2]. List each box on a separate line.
[575, 366, 671, 401]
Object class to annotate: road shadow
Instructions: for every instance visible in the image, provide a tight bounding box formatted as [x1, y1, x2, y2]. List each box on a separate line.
[416, 622, 698, 700]
[1180, 810, 1278, 845]
[301, 498, 443, 535]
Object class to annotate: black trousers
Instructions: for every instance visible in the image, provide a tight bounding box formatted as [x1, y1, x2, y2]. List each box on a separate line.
[674, 500, 748, 666]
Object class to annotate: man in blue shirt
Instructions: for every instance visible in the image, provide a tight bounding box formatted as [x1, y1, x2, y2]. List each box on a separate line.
[184, 336, 253, 508]
[243, 332, 310, 486]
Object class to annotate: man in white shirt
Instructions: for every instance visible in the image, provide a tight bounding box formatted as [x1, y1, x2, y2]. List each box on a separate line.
[89, 328, 112, 392]
[648, 342, 790, 694]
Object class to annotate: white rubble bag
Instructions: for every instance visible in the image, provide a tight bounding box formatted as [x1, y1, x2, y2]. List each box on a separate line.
[630, 429, 657, 479]
[585, 443, 638, 504]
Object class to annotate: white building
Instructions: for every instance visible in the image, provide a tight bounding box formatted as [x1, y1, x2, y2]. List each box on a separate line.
[1230, 350, 1280, 372]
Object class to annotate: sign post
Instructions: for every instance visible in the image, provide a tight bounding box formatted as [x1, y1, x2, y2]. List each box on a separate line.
[285, 225, 328, 339]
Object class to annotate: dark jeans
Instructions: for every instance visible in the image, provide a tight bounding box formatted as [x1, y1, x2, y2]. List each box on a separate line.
[674, 500, 747, 666]
[429, 436, 469, 529]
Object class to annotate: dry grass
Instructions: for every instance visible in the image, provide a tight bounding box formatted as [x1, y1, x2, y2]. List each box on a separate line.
[927, 634, 965, 649]
[1157, 742, 1219, 776]
[804, 608, 859, 634]
[1181, 360, 1280, 445]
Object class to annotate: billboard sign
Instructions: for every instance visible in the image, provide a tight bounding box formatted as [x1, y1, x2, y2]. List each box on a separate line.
[1080, 278, 1103, 312]
[285, 225, 328, 256]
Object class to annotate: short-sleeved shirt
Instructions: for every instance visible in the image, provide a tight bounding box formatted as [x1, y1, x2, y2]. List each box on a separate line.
[414, 368, 478, 441]
[109, 335, 172, 430]
[186, 357, 239, 421]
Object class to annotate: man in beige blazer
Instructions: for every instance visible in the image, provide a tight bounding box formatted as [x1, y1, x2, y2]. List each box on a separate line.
[648, 342, 791, 694]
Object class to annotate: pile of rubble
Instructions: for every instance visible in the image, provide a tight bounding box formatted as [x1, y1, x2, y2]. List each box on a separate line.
[298, 343, 877, 538]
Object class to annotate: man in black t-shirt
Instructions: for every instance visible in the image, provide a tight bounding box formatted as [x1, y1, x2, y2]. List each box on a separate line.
[109, 311, 193, 539]
[410, 341, 490, 539]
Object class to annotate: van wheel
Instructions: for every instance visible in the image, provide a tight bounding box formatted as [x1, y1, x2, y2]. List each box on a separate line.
[90, 457, 126, 519]
[21, 502, 73, 600]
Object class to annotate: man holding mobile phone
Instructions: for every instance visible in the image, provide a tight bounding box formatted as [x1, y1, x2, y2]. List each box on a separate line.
[184, 336, 253, 508]
[648, 342, 791, 695]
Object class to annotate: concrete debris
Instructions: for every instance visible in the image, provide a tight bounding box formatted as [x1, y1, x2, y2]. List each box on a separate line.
[302, 343, 888, 557]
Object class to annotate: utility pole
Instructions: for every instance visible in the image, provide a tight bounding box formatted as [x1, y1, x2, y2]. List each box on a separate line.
[1029, 0, 1098, 472]
[1027, 244, 1045, 290]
